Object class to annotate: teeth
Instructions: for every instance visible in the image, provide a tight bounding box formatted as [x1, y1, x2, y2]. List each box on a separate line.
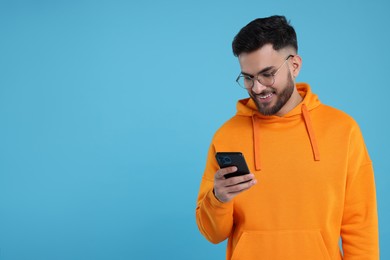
[259, 93, 273, 99]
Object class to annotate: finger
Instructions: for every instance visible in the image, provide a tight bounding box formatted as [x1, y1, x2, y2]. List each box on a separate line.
[215, 166, 238, 179]
[226, 178, 257, 193]
[214, 177, 257, 203]
[224, 173, 255, 186]
[216, 178, 257, 202]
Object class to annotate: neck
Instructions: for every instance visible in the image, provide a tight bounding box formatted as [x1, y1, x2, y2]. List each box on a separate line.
[275, 89, 303, 116]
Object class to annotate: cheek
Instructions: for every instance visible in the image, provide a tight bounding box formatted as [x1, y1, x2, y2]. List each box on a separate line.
[283, 70, 294, 84]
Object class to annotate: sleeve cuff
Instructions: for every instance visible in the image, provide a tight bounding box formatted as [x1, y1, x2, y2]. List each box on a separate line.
[205, 188, 234, 211]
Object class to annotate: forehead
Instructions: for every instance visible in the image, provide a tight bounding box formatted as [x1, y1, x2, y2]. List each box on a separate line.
[238, 44, 282, 74]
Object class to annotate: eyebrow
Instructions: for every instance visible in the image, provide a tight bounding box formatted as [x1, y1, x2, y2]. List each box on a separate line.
[241, 66, 275, 77]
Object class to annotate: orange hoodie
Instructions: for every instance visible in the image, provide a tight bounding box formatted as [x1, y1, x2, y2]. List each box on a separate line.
[196, 83, 379, 259]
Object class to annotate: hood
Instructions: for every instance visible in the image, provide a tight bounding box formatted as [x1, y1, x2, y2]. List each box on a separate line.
[235, 83, 321, 171]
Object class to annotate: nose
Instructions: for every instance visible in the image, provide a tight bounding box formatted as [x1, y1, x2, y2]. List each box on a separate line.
[251, 79, 267, 94]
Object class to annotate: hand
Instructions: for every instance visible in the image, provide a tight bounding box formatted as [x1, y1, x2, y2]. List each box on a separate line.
[213, 166, 257, 203]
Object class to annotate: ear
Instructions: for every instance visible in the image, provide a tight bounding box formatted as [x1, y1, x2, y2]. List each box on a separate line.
[290, 55, 302, 78]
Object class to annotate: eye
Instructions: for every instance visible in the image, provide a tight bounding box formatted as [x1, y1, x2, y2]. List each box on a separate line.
[243, 76, 253, 81]
[261, 73, 273, 78]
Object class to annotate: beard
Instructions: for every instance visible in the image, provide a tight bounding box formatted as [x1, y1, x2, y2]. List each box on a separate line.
[249, 71, 295, 116]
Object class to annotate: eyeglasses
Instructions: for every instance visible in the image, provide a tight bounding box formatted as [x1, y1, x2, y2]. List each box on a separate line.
[236, 55, 294, 89]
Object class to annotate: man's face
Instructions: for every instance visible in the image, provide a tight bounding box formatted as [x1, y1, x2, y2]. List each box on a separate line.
[238, 44, 299, 116]
[248, 69, 295, 116]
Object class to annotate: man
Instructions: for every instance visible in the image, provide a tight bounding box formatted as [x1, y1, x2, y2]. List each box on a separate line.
[195, 15, 379, 259]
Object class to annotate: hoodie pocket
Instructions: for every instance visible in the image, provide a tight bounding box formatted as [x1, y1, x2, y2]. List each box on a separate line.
[231, 229, 331, 260]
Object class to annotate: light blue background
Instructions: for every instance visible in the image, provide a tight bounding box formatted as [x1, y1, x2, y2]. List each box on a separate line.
[0, 0, 389, 259]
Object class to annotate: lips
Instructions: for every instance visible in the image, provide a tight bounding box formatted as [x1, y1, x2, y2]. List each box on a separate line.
[256, 92, 274, 103]
[259, 93, 273, 99]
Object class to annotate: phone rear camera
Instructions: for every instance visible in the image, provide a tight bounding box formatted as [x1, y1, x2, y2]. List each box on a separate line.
[221, 156, 232, 165]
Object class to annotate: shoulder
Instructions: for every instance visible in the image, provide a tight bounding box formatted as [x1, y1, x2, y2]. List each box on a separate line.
[212, 115, 252, 142]
[315, 104, 360, 129]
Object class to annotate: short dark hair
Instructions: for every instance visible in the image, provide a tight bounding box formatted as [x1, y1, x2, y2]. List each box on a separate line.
[232, 15, 298, 57]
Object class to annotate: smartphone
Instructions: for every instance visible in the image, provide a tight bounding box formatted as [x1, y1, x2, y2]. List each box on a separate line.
[215, 152, 250, 179]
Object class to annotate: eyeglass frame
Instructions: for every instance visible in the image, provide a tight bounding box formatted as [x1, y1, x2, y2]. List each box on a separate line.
[235, 54, 295, 89]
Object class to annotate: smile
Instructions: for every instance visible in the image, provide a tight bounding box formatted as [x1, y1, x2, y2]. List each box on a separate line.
[259, 93, 273, 99]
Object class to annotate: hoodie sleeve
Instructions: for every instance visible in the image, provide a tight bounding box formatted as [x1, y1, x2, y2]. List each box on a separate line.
[341, 124, 379, 259]
[195, 143, 234, 244]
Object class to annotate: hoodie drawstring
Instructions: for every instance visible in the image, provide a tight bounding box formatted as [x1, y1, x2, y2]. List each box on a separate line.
[251, 115, 262, 171]
[302, 104, 321, 161]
